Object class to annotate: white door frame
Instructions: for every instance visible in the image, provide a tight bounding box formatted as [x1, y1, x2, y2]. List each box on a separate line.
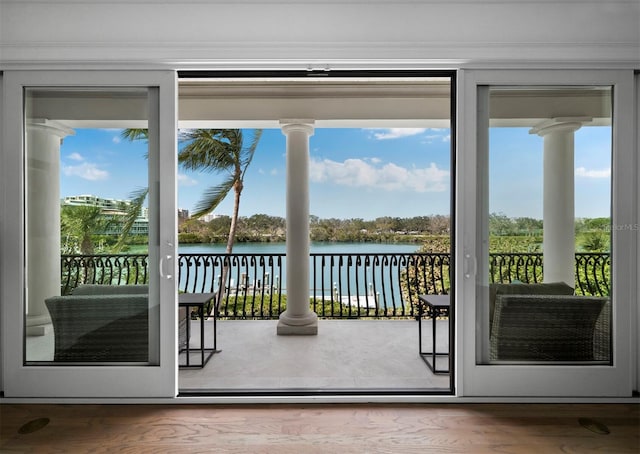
[1, 70, 178, 398]
[456, 69, 636, 397]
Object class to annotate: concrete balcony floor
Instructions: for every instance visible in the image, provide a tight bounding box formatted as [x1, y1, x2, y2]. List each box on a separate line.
[26, 319, 452, 393]
[179, 319, 451, 392]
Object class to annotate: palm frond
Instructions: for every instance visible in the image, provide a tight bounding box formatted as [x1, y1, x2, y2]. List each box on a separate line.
[121, 128, 150, 159]
[240, 129, 263, 179]
[114, 187, 149, 251]
[121, 129, 149, 142]
[190, 176, 235, 219]
[180, 129, 260, 174]
[178, 129, 238, 172]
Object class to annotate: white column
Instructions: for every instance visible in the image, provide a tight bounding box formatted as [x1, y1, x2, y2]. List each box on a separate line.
[278, 120, 318, 335]
[530, 118, 589, 287]
[26, 119, 74, 335]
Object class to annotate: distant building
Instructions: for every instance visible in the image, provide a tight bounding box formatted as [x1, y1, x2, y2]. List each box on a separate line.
[199, 213, 224, 223]
[178, 208, 190, 220]
[64, 194, 128, 210]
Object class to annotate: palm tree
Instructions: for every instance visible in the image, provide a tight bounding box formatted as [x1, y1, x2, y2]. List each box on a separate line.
[178, 129, 263, 254]
[61, 205, 114, 255]
[61, 205, 116, 285]
[581, 232, 609, 252]
[120, 128, 263, 305]
[179, 129, 262, 310]
[119, 128, 262, 253]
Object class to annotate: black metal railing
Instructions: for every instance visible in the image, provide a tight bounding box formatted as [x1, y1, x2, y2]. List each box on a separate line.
[489, 252, 544, 284]
[575, 252, 611, 296]
[61, 254, 148, 293]
[488, 252, 611, 297]
[178, 253, 285, 319]
[309, 253, 450, 319]
[60, 251, 611, 319]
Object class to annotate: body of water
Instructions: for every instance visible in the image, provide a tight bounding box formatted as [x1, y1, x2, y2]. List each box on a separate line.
[178, 241, 420, 255]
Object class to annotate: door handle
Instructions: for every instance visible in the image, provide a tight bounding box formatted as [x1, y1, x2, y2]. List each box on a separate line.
[464, 254, 476, 279]
[159, 254, 173, 280]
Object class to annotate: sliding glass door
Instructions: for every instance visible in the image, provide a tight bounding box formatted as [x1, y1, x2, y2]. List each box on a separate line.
[1, 71, 177, 397]
[458, 70, 635, 397]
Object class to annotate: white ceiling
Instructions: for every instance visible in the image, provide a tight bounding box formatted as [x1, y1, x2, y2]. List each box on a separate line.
[26, 79, 611, 129]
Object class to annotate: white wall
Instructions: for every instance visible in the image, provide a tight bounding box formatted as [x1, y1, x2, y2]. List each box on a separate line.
[0, 0, 639, 69]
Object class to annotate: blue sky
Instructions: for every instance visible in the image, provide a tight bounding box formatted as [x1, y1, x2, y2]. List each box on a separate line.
[59, 126, 611, 220]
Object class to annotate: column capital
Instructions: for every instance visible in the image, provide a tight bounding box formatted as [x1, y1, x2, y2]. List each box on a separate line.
[529, 117, 592, 137]
[279, 120, 315, 136]
[27, 118, 75, 139]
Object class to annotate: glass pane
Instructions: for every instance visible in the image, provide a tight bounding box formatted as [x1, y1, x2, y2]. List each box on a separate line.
[479, 86, 612, 364]
[24, 88, 157, 364]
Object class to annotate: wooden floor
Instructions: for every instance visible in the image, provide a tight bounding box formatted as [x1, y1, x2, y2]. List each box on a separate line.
[1, 403, 638, 453]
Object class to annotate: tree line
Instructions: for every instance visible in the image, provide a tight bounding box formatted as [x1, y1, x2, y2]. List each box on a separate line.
[489, 212, 610, 236]
[178, 214, 452, 244]
[62, 206, 611, 252]
[177, 212, 610, 245]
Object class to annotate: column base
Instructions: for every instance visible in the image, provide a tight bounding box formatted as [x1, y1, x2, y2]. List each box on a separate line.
[277, 311, 318, 335]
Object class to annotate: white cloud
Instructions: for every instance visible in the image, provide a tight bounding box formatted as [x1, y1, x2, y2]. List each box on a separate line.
[112, 136, 121, 144]
[371, 128, 427, 140]
[258, 168, 279, 176]
[576, 167, 611, 179]
[421, 130, 451, 144]
[62, 163, 109, 181]
[68, 152, 84, 161]
[177, 173, 198, 186]
[310, 158, 448, 192]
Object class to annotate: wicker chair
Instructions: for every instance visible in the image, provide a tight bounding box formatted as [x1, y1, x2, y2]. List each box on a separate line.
[489, 295, 608, 362]
[46, 284, 189, 361]
[45, 293, 149, 362]
[593, 299, 611, 361]
[489, 282, 575, 336]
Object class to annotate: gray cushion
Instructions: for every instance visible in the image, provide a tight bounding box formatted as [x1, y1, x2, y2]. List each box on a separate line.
[72, 284, 149, 295]
[489, 282, 574, 335]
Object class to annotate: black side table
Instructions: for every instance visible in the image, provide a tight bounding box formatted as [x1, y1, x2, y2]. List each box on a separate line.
[417, 294, 450, 374]
[179, 292, 219, 369]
